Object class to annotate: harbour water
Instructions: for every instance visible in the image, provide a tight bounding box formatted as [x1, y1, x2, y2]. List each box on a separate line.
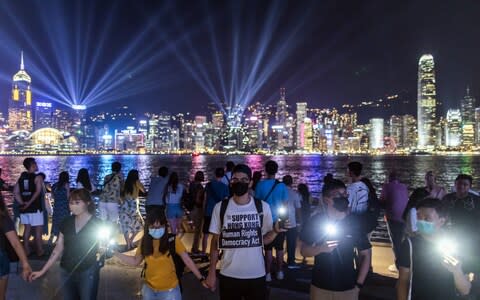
[0, 154, 479, 195]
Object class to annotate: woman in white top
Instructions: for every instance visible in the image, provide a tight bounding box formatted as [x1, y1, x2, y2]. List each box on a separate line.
[163, 172, 185, 234]
[75, 168, 96, 193]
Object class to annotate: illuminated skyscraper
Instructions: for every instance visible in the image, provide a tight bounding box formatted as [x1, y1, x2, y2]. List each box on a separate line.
[446, 109, 462, 147]
[461, 87, 475, 146]
[417, 54, 437, 149]
[34, 102, 53, 130]
[276, 88, 288, 126]
[296, 102, 307, 150]
[475, 108, 480, 145]
[369, 118, 384, 150]
[8, 52, 33, 132]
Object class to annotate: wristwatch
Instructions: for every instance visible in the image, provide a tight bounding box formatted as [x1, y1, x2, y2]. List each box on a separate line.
[355, 282, 364, 289]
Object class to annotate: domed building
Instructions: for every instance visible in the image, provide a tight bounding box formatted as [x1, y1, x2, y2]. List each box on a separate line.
[6, 128, 79, 153]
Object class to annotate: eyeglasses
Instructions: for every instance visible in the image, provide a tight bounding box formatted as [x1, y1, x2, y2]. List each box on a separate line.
[231, 177, 250, 183]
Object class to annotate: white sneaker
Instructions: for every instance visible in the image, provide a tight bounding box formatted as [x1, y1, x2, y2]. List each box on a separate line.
[276, 271, 284, 280]
[266, 273, 272, 282]
[388, 264, 398, 273]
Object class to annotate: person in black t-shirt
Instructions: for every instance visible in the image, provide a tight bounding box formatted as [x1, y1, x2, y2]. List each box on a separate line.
[30, 189, 103, 300]
[301, 178, 371, 300]
[0, 195, 31, 299]
[397, 198, 471, 300]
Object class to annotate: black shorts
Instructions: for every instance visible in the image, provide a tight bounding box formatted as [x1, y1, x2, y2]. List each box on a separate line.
[264, 232, 285, 251]
[203, 216, 212, 234]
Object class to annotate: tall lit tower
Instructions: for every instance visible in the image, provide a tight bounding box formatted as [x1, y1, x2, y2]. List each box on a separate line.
[417, 54, 437, 149]
[276, 88, 288, 126]
[9, 51, 33, 132]
[296, 102, 307, 150]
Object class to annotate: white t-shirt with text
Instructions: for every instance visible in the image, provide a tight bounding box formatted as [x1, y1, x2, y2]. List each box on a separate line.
[209, 197, 273, 279]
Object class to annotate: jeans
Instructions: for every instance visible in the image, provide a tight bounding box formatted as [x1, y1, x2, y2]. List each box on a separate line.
[219, 274, 266, 300]
[61, 264, 100, 300]
[142, 284, 181, 300]
[286, 227, 298, 264]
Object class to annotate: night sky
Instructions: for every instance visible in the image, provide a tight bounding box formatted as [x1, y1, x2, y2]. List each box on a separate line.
[0, 0, 479, 117]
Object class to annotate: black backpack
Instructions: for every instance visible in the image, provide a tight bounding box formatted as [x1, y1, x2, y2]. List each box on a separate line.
[141, 234, 185, 292]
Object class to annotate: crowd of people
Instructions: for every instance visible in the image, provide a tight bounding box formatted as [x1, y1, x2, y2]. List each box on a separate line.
[0, 157, 477, 299]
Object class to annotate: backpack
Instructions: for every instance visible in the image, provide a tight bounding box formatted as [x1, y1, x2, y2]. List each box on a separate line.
[360, 178, 381, 233]
[141, 234, 185, 292]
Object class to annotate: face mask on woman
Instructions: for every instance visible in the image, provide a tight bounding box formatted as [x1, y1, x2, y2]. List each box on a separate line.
[148, 227, 165, 239]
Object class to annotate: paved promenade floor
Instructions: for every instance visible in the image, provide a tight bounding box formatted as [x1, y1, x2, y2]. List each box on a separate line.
[5, 234, 397, 299]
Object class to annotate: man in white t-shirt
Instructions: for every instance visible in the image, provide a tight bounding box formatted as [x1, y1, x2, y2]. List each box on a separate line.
[206, 164, 285, 300]
[346, 161, 369, 215]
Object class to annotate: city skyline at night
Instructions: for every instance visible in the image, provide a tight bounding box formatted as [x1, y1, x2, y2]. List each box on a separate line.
[0, 0, 479, 116]
[0, 50, 479, 154]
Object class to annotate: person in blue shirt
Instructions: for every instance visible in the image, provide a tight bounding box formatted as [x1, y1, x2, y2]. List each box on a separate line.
[202, 168, 230, 254]
[254, 160, 288, 282]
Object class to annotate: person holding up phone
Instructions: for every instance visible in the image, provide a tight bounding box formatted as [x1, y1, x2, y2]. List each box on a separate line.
[396, 198, 471, 300]
[300, 177, 371, 300]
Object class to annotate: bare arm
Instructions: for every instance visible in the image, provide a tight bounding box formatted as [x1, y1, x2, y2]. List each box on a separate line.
[25, 176, 43, 209]
[179, 251, 205, 280]
[13, 183, 24, 205]
[300, 240, 338, 257]
[206, 234, 219, 291]
[396, 267, 410, 300]
[356, 248, 371, 284]
[137, 180, 145, 194]
[30, 233, 65, 280]
[114, 251, 143, 266]
[5, 230, 31, 280]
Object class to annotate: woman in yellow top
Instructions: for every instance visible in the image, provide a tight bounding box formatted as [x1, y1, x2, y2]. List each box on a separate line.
[114, 207, 208, 299]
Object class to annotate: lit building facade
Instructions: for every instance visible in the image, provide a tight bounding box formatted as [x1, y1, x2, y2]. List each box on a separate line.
[461, 87, 476, 147]
[446, 109, 462, 147]
[8, 52, 33, 132]
[296, 102, 307, 150]
[34, 102, 53, 130]
[417, 54, 437, 149]
[369, 118, 384, 150]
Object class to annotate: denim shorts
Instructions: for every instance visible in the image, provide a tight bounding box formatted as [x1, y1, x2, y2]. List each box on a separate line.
[166, 204, 183, 219]
[0, 251, 10, 277]
[142, 284, 181, 300]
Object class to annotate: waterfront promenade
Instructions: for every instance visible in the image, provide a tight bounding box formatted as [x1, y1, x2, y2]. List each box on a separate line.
[5, 233, 397, 300]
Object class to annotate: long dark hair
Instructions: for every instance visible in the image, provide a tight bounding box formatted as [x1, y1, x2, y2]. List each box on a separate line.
[76, 168, 92, 191]
[57, 171, 70, 187]
[298, 183, 310, 203]
[141, 207, 169, 256]
[167, 172, 179, 193]
[124, 169, 139, 196]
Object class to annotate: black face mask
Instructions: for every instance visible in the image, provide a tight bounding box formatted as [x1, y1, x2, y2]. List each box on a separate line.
[231, 182, 249, 196]
[332, 196, 349, 212]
